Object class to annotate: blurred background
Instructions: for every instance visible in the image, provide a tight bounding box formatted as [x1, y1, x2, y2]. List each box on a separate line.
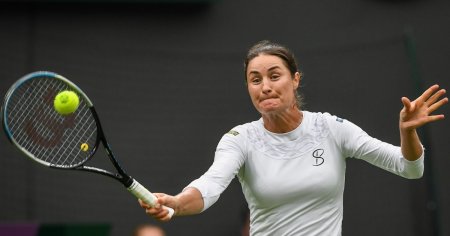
[0, 0, 449, 235]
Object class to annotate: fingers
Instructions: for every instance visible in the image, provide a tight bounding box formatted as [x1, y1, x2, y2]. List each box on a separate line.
[145, 205, 172, 220]
[428, 96, 448, 114]
[400, 85, 447, 129]
[144, 206, 172, 222]
[417, 84, 440, 103]
[426, 88, 446, 104]
[424, 86, 447, 114]
[401, 97, 412, 112]
[138, 193, 174, 222]
[138, 199, 146, 208]
[403, 85, 448, 114]
[427, 114, 445, 123]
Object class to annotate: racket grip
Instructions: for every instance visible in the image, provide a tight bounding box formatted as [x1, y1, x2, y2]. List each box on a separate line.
[127, 179, 175, 219]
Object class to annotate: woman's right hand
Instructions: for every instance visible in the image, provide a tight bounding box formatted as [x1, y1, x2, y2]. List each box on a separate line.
[139, 193, 178, 222]
[139, 187, 204, 221]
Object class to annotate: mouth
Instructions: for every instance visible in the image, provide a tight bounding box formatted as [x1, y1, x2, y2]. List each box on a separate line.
[260, 97, 278, 102]
[258, 97, 280, 108]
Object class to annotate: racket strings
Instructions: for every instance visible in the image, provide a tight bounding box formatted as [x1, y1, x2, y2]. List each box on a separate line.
[13, 80, 66, 154]
[15, 80, 62, 150]
[52, 105, 97, 166]
[5, 76, 98, 168]
[13, 79, 91, 166]
[9, 79, 45, 135]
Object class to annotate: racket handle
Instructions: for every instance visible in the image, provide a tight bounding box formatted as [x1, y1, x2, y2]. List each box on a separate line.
[127, 179, 175, 219]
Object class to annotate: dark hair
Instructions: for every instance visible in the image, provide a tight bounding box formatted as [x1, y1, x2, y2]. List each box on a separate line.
[244, 40, 304, 109]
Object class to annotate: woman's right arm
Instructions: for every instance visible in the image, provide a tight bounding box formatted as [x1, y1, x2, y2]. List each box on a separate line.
[140, 126, 247, 221]
[139, 187, 204, 221]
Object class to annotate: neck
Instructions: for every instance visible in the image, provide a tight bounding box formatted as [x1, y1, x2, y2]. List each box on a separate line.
[262, 107, 303, 133]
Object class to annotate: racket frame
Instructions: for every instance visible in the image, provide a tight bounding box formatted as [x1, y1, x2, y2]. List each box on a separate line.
[2, 71, 173, 216]
[2, 71, 132, 185]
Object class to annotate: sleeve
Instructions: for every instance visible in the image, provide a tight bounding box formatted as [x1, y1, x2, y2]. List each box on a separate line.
[184, 127, 246, 212]
[328, 114, 424, 179]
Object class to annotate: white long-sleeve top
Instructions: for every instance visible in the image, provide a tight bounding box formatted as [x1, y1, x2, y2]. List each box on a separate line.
[186, 111, 424, 236]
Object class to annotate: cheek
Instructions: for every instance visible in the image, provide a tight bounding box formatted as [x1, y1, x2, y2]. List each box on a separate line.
[247, 86, 259, 100]
[247, 87, 264, 110]
[278, 84, 296, 103]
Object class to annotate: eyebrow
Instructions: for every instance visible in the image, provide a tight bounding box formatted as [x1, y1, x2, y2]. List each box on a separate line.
[267, 65, 282, 72]
[248, 65, 282, 76]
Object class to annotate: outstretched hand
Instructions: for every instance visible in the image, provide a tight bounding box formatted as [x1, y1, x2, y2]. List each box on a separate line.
[400, 84, 448, 131]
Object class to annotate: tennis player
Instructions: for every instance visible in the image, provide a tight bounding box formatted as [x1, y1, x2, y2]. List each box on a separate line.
[140, 40, 448, 235]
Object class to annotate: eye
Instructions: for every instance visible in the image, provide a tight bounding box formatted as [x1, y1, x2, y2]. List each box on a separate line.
[271, 74, 280, 80]
[251, 77, 262, 84]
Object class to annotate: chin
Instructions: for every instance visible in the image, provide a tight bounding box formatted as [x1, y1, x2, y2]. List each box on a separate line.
[259, 107, 281, 115]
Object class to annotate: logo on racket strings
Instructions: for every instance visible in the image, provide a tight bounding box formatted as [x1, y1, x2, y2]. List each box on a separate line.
[25, 88, 76, 148]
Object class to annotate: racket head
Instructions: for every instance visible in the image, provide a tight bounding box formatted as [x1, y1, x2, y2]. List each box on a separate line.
[2, 71, 100, 169]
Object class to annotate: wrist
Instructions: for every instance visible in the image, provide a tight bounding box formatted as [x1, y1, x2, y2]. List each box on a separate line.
[399, 122, 417, 135]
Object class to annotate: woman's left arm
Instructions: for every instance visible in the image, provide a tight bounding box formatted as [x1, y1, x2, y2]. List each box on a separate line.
[399, 84, 448, 161]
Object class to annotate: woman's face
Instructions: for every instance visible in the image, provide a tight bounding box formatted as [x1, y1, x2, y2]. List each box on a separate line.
[246, 54, 300, 115]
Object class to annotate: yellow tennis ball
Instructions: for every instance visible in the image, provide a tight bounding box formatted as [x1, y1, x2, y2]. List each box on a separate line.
[54, 90, 79, 115]
[80, 143, 89, 152]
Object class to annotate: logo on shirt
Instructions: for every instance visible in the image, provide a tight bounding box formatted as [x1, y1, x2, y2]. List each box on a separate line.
[227, 130, 239, 136]
[312, 149, 325, 166]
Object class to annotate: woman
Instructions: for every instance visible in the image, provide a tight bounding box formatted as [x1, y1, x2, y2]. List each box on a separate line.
[139, 40, 448, 235]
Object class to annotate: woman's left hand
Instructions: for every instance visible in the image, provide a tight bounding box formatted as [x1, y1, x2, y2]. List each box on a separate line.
[400, 84, 448, 131]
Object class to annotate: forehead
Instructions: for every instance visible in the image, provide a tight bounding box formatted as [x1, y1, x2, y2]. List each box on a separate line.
[247, 54, 288, 73]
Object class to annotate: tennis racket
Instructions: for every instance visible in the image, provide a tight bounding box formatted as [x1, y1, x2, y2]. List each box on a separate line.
[1, 71, 174, 218]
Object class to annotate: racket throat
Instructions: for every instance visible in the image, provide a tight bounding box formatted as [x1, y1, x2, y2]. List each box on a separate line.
[121, 175, 134, 188]
[77, 166, 132, 187]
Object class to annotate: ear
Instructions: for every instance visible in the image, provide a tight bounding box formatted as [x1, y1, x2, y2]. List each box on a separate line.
[293, 72, 301, 89]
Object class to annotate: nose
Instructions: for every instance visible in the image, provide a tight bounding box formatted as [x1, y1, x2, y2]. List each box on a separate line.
[262, 78, 272, 94]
